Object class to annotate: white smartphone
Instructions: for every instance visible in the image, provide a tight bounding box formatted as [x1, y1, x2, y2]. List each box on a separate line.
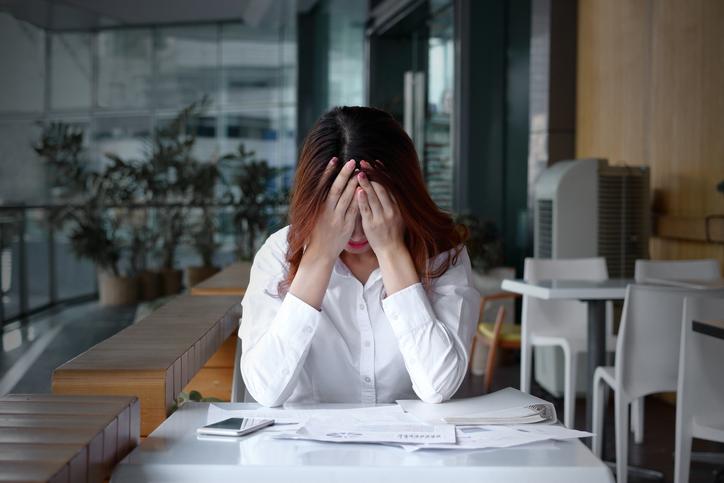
[196, 417, 274, 437]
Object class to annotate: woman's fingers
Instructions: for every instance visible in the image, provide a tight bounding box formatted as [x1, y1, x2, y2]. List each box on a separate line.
[345, 187, 360, 220]
[356, 170, 383, 218]
[357, 187, 372, 221]
[320, 157, 337, 186]
[335, 174, 359, 212]
[370, 181, 397, 217]
[328, 159, 357, 204]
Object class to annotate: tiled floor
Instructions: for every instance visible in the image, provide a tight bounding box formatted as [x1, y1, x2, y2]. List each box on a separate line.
[1, 302, 722, 482]
[0, 301, 136, 394]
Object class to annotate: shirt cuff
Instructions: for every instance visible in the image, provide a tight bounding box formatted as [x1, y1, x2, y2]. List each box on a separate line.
[271, 292, 322, 352]
[382, 282, 436, 335]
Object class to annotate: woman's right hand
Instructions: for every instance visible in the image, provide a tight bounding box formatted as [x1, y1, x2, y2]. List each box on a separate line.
[305, 158, 360, 261]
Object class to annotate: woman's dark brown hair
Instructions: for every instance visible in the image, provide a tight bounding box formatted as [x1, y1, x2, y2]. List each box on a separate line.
[281, 106, 467, 294]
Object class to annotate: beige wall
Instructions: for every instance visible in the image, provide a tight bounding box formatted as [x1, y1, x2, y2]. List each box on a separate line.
[577, 0, 724, 267]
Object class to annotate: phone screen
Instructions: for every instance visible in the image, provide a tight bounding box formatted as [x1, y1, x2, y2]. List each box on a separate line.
[203, 418, 247, 430]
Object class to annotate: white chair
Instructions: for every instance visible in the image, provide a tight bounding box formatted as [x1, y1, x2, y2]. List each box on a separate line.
[674, 296, 724, 483]
[630, 258, 721, 443]
[591, 284, 724, 483]
[520, 257, 614, 428]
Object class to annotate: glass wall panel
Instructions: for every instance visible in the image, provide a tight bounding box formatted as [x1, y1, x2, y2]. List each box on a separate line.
[0, 13, 45, 113]
[221, 24, 289, 108]
[25, 209, 50, 311]
[155, 113, 219, 162]
[0, 212, 22, 320]
[156, 25, 219, 109]
[92, 116, 151, 168]
[0, 121, 46, 204]
[97, 29, 153, 109]
[327, 0, 366, 107]
[54, 224, 96, 300]
[424, 4, 454, 211]
[50, 32, 93, 110]
[222, 105, 296, 187]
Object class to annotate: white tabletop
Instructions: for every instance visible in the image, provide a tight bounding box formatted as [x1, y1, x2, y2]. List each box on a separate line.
[111, 402, 613, 483]
[501, 279, 632, 300]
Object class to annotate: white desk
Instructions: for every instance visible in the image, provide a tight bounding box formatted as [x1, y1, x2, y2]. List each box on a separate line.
[111, 402, 614, 483]
[501, 278, 632, 432]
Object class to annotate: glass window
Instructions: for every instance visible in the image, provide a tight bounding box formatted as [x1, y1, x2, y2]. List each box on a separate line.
[0, 121, 46, 204]
[97, 29, 153, 109]
[327, 0, 366, 107]
[25, 209, 50, 311]
[92, 116, 151, 168]
[0, 13, 45, 113]
[221, 24, 290, 108]
[424, 4, 454, 211]
[156, 25, 219, 109]
[50, 32, 93, 110]
[155, 112, 219, 162]
[0, 211, 22, 321]
[54, 222, 96, 300]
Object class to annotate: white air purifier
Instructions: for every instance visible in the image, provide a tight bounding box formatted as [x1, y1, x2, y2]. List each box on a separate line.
[532, 158, 650, 396]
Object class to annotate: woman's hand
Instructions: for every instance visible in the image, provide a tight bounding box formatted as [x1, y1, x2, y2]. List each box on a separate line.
[306, 157, 360, 261]
[355, 160, 405, 257]
[356, 160, 419, 296]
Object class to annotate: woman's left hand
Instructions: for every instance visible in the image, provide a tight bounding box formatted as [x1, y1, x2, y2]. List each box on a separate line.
[355, 160, 405, 256]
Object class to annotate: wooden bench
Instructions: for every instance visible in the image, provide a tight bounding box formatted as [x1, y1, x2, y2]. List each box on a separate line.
[52, 295, 241, 436]
[189, 261, 251, 296]
[188, 261, 252, 401]
[0, 394, 139, 483]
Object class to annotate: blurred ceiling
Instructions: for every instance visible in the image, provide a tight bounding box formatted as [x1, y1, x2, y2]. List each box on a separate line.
[0, 0, 282, 30]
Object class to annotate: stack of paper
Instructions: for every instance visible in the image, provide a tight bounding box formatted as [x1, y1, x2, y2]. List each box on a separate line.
[203, 388, 592, 451]
[397, 387, 557, 425]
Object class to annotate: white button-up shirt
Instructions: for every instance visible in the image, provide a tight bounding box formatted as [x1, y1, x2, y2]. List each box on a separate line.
[238, 225, 481, 407]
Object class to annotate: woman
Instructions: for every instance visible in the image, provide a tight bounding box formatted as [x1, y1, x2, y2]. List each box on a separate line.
[239, 106, 480, 407]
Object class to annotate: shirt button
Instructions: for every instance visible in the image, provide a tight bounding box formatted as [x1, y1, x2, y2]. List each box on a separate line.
[359, 303, 365, 310]
[363, 376, 371, 383]
[390, 313, 398, 320]
[303, 326, 313, 334]
[282, 368, 290, 376]
[364, 340, 371, 347]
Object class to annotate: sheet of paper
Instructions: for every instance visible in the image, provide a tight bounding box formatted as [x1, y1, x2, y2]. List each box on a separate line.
[399, 425, 550, 451]
[206, 404, 409, 426]
[507, 424, 593, 440]
[274, 416, 456, 444]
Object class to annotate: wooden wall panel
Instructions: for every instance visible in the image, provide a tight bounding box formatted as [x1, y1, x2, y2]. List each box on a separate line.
[577, 0, 724, 267]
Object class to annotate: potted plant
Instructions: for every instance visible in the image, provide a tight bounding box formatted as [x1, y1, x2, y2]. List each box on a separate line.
[137, 99, 209, 295]
[186, 208, 221, 287]
[37, 123, 139, 305]
[184, 160, 224, 287]
[222, 145, 289, 260]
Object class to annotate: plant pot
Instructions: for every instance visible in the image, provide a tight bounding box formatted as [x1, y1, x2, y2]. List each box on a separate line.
[138, 270, 162, 301]
[185, 265, 220, 288]
[98, 272, 138, 306]
[159, 268, 183, 296]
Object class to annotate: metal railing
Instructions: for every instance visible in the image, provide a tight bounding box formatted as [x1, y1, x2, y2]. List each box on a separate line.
[0, 202, 283, 326]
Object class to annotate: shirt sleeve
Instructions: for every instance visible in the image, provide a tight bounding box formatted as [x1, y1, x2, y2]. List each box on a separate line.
[381, 246, 481, 403]
[238, 235, 329, 407]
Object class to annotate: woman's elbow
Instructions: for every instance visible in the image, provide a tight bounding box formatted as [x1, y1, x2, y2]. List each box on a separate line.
[240, 359, 288, 407]
[419, 353, 467, 403]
